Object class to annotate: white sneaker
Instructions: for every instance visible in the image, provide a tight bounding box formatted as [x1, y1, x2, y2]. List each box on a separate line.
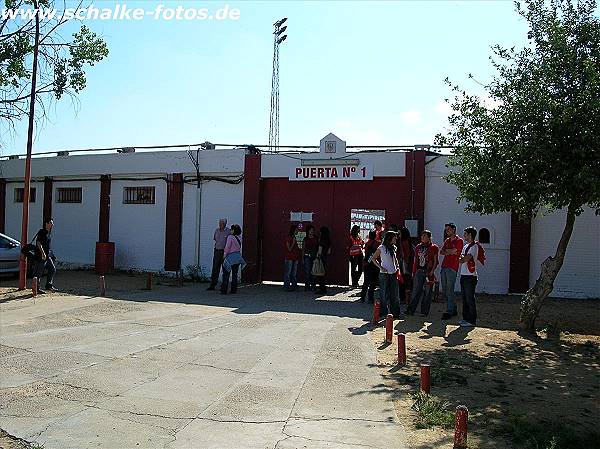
[460, 321, 475, 327]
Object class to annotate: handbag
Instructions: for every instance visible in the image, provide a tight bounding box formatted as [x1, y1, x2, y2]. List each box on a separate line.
[20, 232, 40, 261]
[312, 257, 325, 277]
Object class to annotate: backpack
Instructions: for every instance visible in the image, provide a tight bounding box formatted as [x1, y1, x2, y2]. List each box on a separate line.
[465, 241, 486, 273]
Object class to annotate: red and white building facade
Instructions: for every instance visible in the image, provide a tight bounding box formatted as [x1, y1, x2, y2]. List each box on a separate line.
[1, 133, 598, 298]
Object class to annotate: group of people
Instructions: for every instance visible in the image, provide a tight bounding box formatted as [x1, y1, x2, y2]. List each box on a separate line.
[358, 221, 484, 327]
[206, 218, 245, 295]
[283, 224, 331, 294]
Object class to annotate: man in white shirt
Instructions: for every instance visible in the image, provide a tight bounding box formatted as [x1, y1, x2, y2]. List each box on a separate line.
[458, 226, 479, 327]
[207, 218, 230, 290]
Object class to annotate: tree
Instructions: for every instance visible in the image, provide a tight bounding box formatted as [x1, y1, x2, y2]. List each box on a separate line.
[0, 0, 108, 129]
[0, 0, 108, 289]
[436, 0, 600, 332]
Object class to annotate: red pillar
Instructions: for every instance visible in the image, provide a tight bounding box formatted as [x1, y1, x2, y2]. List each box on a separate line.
[98, 175, 111, 243]
[509, 212, 531, 293]
[242, 154, 262, 283]
[406, 150, 426, 232]
[0, 179, 5, 234]
[43, 177, 53, 223]
[164, 173, 184, 272]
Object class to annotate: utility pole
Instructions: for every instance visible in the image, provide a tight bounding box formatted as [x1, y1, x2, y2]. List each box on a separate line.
[18, 0, 40, 290]
[268, 18, 288, 153]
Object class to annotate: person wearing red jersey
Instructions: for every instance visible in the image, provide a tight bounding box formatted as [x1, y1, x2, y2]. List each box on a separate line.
[407, 230, 439, 317]
[439, 223, 464, 320]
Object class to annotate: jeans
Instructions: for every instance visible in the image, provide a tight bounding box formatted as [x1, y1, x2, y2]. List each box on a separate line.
[408, 269, 433, 316]
[210, 249, 225, 287]
[460, 275, 478, 325]
[349, 254, 364, 286]
[283, 259, 298, 291]
[441, 267, 458, 314]
[379, 273, 399, 316]
[303, 256, 315, 290]
[35, 258, 56, 288]
[220, 263, 239, 294]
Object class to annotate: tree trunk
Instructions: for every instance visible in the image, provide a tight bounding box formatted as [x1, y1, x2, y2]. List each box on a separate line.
[518, 207, 577, 333]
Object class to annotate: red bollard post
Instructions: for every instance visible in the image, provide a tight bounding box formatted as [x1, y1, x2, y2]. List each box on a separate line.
[397, 333, 406, 365]
[145, 272, 152, 290]
[385, 314, 394, 343]
[371, 301, 381, 325]
[99, 275, 106, 296]
[420, 364, 431, 394]
[31, 277, 38, 297]
[453, 405, 468, 449]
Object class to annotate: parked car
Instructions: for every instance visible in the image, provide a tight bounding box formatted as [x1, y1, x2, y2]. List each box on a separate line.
[0, 232, 21, 274]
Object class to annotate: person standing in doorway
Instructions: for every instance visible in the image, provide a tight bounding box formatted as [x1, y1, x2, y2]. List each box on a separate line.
[374, 220, 384, 243]
[283, 225, 301, 291]
[315, 226, 331, 295]
[34, 218, 57, 294]
[359, 230, 379, 303]
[303, 225, 318, 291]
[407, 230, 439, 316]
[221, 224, 243, 294]
[348, 225, 364, 288]
[459, 226, 482, 327]
[440, 223, 464, 320]
[207, 218, 230, 290]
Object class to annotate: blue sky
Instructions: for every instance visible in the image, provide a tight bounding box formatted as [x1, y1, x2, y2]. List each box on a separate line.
[3, 0, 531, 155]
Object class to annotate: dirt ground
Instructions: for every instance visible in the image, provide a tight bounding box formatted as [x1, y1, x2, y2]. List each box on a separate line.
[370, 294, 600, 449]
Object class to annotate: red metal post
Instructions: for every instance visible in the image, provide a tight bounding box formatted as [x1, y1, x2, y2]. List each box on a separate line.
[385, 314, 393, 343]
[371, 301, 380, 325]
[99, 275, 106, 296]
[31, 277, 38, 297]
[145, 272, 152, 290]
[453, 405, 468, 449]
[397, 333, 406, 365]
[420, 364, 431, 394]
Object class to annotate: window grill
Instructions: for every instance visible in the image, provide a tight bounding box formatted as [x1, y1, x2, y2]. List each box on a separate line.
[123, 186, 155, 204]
[57, 187, 82, 203]
[14, 187, 36, 203]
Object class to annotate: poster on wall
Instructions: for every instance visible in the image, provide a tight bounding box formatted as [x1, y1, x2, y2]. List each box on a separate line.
[290, 164, 373, 181]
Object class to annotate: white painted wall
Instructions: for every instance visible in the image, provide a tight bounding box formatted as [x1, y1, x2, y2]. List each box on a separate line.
[186, 180, 245, 278]
[5, 181, 44, 242]
[109, 179, 167, 271]
[530, 207, 600, 299]
[1, 149, 245, 179]
[51, 181, 100, 265]
[425, 156, 511, 294]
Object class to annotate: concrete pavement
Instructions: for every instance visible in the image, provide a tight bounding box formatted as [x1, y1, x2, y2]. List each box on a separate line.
[0, 283, 407, 449]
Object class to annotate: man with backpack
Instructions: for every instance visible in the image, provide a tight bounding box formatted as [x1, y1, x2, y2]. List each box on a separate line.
[458, 226, 486, 327]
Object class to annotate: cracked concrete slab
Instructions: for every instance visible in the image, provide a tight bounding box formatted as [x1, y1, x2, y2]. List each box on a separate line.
[1, 286, 408, 449]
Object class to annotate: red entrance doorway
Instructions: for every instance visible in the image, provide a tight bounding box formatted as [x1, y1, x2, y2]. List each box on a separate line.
[259, 177, 414, 285]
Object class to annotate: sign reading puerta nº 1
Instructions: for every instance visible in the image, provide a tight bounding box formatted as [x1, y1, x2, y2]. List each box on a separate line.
[289, 164, 374, 181]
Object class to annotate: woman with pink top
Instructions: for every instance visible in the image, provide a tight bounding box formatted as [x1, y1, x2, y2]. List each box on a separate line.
[220, 224, 243, 294]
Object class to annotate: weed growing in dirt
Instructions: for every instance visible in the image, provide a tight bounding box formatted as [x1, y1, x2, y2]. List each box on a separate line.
[410, 391, 455, 429]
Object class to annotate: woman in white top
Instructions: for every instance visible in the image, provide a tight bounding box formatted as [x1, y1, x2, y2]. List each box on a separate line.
[371, 231, 401, 318]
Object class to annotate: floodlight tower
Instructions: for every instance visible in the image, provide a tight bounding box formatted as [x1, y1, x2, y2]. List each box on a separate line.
[268, 18, 288, 152]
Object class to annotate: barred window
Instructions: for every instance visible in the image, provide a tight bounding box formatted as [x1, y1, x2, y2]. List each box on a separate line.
[14, 187, 36, 203]
[57, 187, 82, 204]
[123, 186, 155, 204]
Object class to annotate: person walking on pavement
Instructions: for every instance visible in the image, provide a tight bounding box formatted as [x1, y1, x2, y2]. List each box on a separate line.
[34, 218, 57, 294]
[439, 223, 464, 320]
[221, 224, 244, 294]
[207, 218, 230, 290]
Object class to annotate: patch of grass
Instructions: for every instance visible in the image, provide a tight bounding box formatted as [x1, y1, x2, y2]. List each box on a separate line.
[410, 391, 455, 429]
[495, 414, 600, 449]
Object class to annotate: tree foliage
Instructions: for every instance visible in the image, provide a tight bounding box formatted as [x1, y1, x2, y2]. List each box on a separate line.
[437, 0, 600, 220]
[0, 0, 108, 128]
